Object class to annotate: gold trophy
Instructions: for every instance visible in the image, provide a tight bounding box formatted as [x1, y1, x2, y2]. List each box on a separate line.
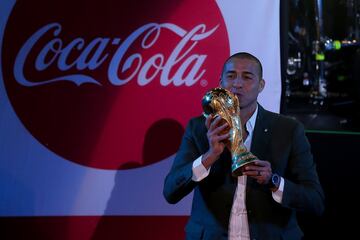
[202, 87, 257, 176]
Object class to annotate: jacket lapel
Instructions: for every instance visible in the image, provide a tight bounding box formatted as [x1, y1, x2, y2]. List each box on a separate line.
[250, 105, 271, 161]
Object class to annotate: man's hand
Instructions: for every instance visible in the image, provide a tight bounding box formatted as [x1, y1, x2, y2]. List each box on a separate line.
[242, 159, 272, 185]
[202, 115, 230, 169]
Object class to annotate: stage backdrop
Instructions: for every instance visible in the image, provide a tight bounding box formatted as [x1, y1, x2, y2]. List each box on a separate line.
[0, 0, 280, 238]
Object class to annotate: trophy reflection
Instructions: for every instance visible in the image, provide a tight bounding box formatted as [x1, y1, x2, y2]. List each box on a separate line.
[202, 87, 257, 176]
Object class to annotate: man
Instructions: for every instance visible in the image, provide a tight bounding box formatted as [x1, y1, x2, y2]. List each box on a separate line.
[163, 52, 324, 240]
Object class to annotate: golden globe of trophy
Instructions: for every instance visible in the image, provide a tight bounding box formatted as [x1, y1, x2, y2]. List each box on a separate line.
[202, 87, 257, 176]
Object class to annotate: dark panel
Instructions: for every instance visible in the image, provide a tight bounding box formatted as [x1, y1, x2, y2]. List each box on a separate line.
[299, 132, 360, 239]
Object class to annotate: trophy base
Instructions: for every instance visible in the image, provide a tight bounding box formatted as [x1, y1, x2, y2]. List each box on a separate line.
[231, 152, 257, 177]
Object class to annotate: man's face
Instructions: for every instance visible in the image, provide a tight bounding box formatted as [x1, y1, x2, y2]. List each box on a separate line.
[220, 57, 264, 109]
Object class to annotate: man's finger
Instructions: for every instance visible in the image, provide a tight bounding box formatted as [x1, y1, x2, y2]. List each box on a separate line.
[212, 122, 229, 135]
[205, 114, 214, 129]
[209, 115, 223, 131]
[215, 133, 230, 142]
[253, 160, 270, 167]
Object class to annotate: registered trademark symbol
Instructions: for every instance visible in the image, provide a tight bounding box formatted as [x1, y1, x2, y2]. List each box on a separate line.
[200, 79, 208, 87]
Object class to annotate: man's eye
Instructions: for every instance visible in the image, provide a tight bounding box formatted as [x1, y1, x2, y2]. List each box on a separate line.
[227, 74, 236, 79]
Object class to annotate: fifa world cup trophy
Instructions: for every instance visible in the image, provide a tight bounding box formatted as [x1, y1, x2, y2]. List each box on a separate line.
[202, 87, 257, 176]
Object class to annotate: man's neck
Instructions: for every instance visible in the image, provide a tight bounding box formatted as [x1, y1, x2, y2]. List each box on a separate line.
[240, 102, 257, 124]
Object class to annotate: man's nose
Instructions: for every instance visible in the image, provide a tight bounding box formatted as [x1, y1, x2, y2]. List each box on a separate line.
[232, 77, 243, 87]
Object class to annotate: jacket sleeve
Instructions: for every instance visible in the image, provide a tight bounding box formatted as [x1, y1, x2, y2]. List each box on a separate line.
[281, 122, 325, 216]
[163, 118, 203, 204]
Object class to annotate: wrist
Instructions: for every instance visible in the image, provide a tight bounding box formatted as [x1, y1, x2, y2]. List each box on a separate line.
[201, 151, 219, 169]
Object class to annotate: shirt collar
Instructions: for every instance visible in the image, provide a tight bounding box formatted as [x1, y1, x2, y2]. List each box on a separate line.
[245, 104, 258, 133]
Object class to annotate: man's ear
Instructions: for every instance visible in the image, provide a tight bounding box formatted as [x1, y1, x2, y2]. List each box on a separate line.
[259, 79, 265, 92]
[220, 78, 224, 87]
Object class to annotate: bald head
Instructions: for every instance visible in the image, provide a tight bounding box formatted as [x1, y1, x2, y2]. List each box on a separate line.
[221, 52, 263, 80]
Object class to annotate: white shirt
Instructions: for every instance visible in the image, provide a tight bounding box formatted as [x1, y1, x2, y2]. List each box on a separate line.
[192, 105, 284, 240]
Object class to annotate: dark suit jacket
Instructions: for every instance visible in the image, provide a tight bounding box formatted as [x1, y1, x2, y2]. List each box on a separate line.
[163, 105, 324, 240]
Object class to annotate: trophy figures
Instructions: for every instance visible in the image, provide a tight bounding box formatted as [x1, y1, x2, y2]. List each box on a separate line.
[202, 87, 257, 176]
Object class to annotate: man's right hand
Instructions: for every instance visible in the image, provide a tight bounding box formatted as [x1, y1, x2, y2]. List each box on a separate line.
[202, 115, 230, 169]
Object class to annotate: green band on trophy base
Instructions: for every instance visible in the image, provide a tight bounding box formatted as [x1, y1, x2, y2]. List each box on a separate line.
[231, 151, 257, 177]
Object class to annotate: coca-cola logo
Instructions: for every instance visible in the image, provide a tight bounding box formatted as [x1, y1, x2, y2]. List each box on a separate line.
[2, 0, 229, 169]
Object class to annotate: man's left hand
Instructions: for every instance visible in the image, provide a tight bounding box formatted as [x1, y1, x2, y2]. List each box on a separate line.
[242, 159, 272, 185]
